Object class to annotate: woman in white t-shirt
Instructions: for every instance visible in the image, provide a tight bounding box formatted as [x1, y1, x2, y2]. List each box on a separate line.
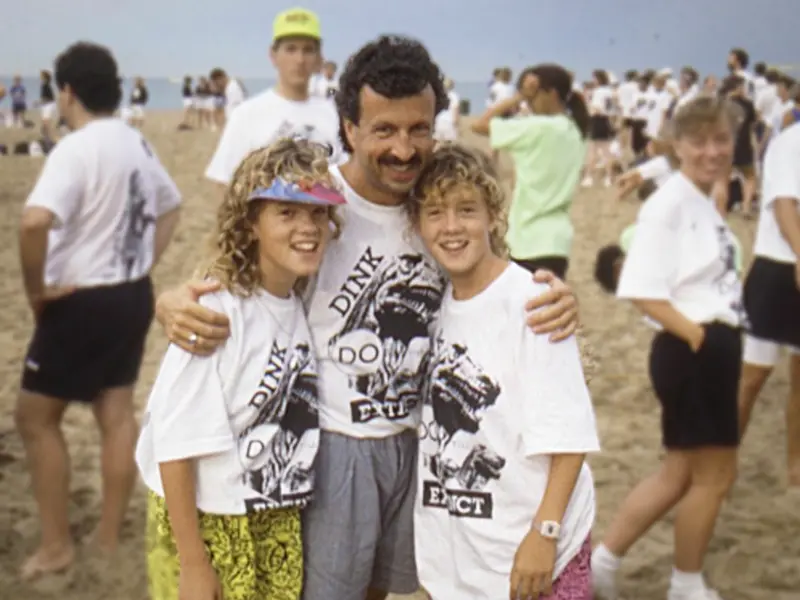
[583, 69, 617, 187]
[592, 97, 745, 600]
[406, 143, 600, 600]
[737, 121, 800, 487]
[135, 139, 345, 600]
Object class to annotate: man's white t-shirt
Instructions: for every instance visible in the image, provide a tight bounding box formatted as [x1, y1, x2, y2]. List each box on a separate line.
[589, 85, 614, 116]
[617, 81, 639, 118]
[224, 79, 246, 118]
[25, 117, 181, 288]
[136, 288, 320, 515]
[617, 172, 744, 328]
[645, 89, 673, 139]
[304, 166, 447, 438]
[434, 90, 460, 141]
[675, 84, 700, 111]
[205, 88, 342, 185]
[415, 264, 599, 600]
[488, 81, 515, 107]
[754, 121, 800, 264]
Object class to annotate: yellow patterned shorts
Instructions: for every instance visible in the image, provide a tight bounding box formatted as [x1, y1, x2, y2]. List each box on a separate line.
[145, 491, 302, 600]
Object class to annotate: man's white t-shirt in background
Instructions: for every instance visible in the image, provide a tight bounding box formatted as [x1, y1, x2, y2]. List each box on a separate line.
[754, 121, 800, 263]
[304, 165, 447, 439]
[205, 88, 342, 185]
[488, 80, 514, 107]
[25, 117, 182, 288]
[645, 89, 673, 139]
[136, 288, 320, 514]
[434, 90, 460, 141]
[617, 80, 639, 118]
[589, 85, 614, 115]
[224, 78, 246, 118]
[617, 172, 744, 329]
[415, 263, 599, 600]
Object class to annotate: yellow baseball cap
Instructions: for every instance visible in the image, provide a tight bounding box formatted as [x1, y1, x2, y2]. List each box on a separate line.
[273, 8, 321, 42]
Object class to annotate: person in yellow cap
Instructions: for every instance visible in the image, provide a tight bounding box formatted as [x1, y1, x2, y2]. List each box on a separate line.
[204, 7, 342, 189]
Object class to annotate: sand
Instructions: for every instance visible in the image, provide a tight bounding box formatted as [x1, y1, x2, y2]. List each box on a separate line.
[0, 112, 798, 600]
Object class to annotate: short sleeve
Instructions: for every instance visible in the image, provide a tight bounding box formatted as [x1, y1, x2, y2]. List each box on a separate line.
[616, 192, 679, 301]
[25, 140, 85, 228]
[147, 153, 182, 216]
[762, 138, 800, 209]
[636, 156, 671, 183]
[518, 332, 600, 457]
[205, 108, 252, 185]
[145, 293, 235, 462]
[489, 115, 545, 151]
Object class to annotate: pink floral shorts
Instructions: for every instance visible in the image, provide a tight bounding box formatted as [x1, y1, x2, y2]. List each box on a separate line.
[539, 536, 592, 600]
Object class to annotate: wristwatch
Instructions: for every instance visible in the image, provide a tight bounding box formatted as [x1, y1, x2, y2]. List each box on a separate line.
[533, 520, 561, 540]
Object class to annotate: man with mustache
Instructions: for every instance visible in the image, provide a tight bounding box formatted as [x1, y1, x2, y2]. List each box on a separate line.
[155, 35, 579, 600]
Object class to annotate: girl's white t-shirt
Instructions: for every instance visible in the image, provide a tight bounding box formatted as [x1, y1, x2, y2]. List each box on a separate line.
[589, 85, 615, 116]
[754, 121, 800, 264]
[617, 172, 745, 329]
[414, 263, 600, 600]
[136, 288, 320, 515]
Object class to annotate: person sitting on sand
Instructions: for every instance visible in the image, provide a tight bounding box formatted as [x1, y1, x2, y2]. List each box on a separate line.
[204, 7, 342, 191]
[592, 96, 745, 600]
[409, 143, 600, 600]
[136, 139, 344, 600]
[15, 41, 181, 579]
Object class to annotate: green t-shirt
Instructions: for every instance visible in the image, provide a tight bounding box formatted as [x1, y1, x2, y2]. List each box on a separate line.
[619, 224, 744, 273]
[489, 114, 585, 260]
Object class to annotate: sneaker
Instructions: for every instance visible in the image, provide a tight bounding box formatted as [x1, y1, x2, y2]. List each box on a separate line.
[582, 176, 594, 188]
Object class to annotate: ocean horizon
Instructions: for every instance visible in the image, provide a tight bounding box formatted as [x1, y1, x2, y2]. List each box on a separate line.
[0, 75, 491, 116]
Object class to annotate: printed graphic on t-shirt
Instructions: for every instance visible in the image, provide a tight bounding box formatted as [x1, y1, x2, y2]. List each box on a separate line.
[273, 120, 329, 154]
[420, 338, 505, 519]
[239, 339, 319, 512]
[714, 225, 746, 323]
[114, 169, 156, 279]
[327, 247, 445, 424]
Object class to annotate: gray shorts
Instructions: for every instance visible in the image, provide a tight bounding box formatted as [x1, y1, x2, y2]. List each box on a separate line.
[302, 429, 420, 599]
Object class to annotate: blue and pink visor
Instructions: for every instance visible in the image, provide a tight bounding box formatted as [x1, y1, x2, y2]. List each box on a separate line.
[247, 178, 346, 206]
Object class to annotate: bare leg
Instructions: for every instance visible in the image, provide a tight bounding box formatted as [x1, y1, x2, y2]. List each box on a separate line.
[14, 391, 76, 578]
[787, 355, 800, 486]
[90, 386, 139, 553]
[673, 447, 737, 571]
[601, 451, 691, 556]
[738, 362, 773, 438]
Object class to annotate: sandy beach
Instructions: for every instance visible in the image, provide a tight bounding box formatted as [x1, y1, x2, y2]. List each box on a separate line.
[0, 112, 798, 600]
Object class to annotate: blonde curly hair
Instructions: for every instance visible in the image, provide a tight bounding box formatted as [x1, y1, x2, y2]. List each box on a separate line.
[203, 138, 342, 296]
[406, 142, 509, 258]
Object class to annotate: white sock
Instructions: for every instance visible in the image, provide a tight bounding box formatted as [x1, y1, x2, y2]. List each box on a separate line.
[670, 568, 705, 593]
[591, 544, 622, 572]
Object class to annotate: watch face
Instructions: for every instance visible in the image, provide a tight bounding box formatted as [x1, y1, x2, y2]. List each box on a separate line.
[544, 523, 557, 536]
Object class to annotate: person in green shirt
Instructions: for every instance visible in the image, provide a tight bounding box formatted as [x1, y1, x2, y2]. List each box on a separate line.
[472, 64, 589, 278]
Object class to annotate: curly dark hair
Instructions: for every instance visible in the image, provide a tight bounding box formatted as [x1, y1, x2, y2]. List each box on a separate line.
[55, 42, 122, 113]
[335, 34, 448, 153]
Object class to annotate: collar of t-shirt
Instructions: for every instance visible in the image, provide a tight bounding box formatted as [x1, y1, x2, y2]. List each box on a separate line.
[329, 164, 407, 223]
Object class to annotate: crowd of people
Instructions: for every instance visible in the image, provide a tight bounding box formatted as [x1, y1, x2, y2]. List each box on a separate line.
[8, 5, 800, 600]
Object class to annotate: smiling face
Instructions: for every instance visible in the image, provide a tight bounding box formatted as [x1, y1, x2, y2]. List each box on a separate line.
[675, 118, 735, 192]
[252, 200, 333, 296]
[417, 184, 496, 281]
[344, 84, 436, 201]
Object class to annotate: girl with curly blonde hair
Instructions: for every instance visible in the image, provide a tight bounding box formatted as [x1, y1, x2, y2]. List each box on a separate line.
[136, 138, 344, 600]
[408, 143, 599, 600]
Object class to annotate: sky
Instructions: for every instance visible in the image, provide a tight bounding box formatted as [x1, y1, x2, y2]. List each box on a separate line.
[1, 0, 798, 82]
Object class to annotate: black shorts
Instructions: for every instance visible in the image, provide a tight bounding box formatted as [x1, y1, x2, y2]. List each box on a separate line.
[589, 115, 614, 141]
[21, 277, 154, 402]
[744, 257, 800, 348]
[630, 120, 650, 155]
[622, 117, 636, 128]
[648, 322, 742, 449]
[513, 256, 569, 280]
